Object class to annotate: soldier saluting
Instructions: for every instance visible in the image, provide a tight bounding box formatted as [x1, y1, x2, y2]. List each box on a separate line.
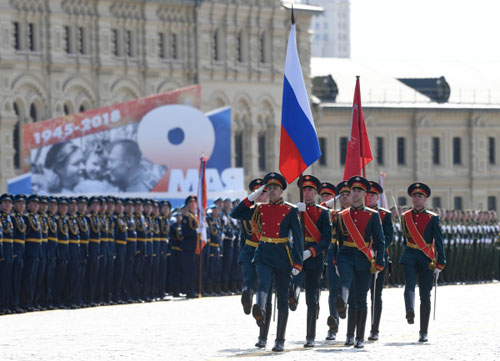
[400, 182, 446, 342]
[231, 172, 303, 352]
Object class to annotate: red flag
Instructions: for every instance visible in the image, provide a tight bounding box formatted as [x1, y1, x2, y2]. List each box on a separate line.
[195, 156, 208, 255]
[343, 77, 373, 180]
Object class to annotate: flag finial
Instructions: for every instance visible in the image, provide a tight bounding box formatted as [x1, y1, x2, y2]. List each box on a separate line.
[356, 75, 360, 79]
[291, 4, 295, 25]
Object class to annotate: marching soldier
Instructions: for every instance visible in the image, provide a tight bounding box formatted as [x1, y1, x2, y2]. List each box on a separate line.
[66, 197, 81, 308]
[335, 176, 385, 349]
[292, 175, 332, 348]
[400, 182, 446, 342]
[123, 198, 137, 302]
[105, 197, 116, 303]
[55, 197, 70, 308]
[98, 197, 109, 304]
[21, 195, 42, 311]
[143, 199, 154, 301]
[0, 194, 14, 314]
[221, 198, 236, 294]
[365, 181, 393, 341]
[11, 194, 27, 312]
[151, 200, 161, 299]
[76, 196, 89, 307]
[231, 172, 303, 352]
[86, 197, 101, 306]
[181, 195, 199, 299]
[46, 197, 59, 308]
[134, 199, 147, 300]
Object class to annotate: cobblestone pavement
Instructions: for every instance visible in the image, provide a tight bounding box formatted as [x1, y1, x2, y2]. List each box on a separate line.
[1, 283, 499, 361]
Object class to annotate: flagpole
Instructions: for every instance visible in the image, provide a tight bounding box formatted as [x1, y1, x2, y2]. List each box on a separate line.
[357, 76, 366, 177]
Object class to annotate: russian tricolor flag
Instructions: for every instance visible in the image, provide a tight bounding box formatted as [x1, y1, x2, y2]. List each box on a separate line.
[279, 10, 321, 183]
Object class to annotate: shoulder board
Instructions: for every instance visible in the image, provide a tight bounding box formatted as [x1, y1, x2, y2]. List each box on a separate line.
[401, 209, 412, 217]
[283, 202, 297, 208]
[426, 210, 438, 217]
[378, 207, 391, 214]
[364, 207, 378, 214]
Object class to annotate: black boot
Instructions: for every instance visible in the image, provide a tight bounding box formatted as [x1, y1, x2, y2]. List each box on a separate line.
[326, 315, 339, 340]
[252, 291, 267, 327]
[354, 310, 367, 348]
[404, 289, 415, 324]
[344, 306, 357, 346]
[241, 287, 253, 315]
[255, 301, 273, 348]
[368, 305, 382, 341]
[288, 284, 300, 311]
[304, 305, 317, 347]
[336, 286, 348, 319]
[419, 303, 431, 342]
[272, 309, 289, 352]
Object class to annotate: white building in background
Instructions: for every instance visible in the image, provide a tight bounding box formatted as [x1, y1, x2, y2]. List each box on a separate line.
[303, 0, 350, 58]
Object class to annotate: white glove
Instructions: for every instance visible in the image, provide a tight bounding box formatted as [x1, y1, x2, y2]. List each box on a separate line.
[303, 249, 312, 261]
[296, 202, 306, 212]
[434, 268, 442, 276]
[325, 198, 335, 208]
[248, 185, 266, 202]
[291, 268, 300, 276]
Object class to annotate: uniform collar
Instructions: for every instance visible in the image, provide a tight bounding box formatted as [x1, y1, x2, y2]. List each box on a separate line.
[368, 205, 378, 210]
[306, 202, 316, 207]
[351, 204, 364, 211]
[413, 207, 426, 214]
[269, 198, 284, 205]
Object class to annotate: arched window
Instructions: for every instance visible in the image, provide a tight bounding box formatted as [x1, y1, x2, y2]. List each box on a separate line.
[79, 104, 87, 113]
[13, 102, 21, 169]
[29, 103, 38, 122]
[213, 29, 219, 61]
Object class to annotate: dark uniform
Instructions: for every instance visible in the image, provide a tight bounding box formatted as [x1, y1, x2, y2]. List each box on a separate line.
[105, 197, 116, 303]
[21, 195, 43, 310]
[400, 182, 446, 342]
[123, 199, 137, 302]
[0, 194, 14, 314]
[231, 172, 303, 352]
[206, 205, 223, 295]
[134, 200, 147, 299]
[169, 211, 183, 296]
[180, 195, 199, 299]
[34, 196, 49, 309]
[113, 198, 127, 303]
[86, 197, 101, 305]
[158, 201, 171, 300]
[335, 176, 385, 349]
[11, 194, 27, 311]
[291, 175, 332, 348]
[66, 198, 81, 307]
[76, 197, 90, 306]
[46, 198, 58, 308]
[366, 181, 393, 341]
[55, 197, 70, 307]
[221, 206, 236, 293]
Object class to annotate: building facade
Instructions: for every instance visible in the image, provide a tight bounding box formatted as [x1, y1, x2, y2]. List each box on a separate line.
[0, 0, 319, 192]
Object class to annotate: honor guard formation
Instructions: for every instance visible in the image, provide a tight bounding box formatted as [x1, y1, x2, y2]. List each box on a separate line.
[0, 176, 499, 352]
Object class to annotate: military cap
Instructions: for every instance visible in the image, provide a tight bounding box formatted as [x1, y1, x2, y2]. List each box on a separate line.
[335, 181, 351, 196]
[347, 176, 370, 192]
[106, 196, 115, 204]
[144, 198, 153, 206]
[298, 175, 321, 190]
[89, 196, 101, 205]
[152, 200, 159, 207]
[0, 193, 14, 203]
[248, 178, 264, 192]
[214, 197, 223, 204]
[40, 196, 49, 204]
[209, 204, 218, 210]
[99, 196, 107, 205]
[77, 196, 88, 204]
[58, 196, 69, 205]
[134, 198, 143, 205]
[68, 197, 77, 204]
[407, 182, 431, 197]
[319, 182, 336, 196]
[27, 195, 40, 203]
[160, 200, 171, 209]
[368, 181, 383, 195]
[14, 194, 27, 203]
[49, 196, 58, 204]
[263, 172, 287, 190]
[124, 198, 135, 205]
[185, 195, 197, 205]
[115, 198, 124, 205]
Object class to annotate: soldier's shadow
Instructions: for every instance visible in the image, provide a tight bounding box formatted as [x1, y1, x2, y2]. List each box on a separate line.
[383, 342, 427, 346]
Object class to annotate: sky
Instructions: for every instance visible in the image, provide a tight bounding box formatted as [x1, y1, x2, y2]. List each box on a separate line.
[350, 0, 500, 62]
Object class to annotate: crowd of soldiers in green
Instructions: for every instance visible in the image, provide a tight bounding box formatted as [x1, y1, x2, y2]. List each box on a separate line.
[386, 208, 500, 286]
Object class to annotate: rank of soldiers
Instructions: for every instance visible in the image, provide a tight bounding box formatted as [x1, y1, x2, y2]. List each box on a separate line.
[0, 175, 499, 352]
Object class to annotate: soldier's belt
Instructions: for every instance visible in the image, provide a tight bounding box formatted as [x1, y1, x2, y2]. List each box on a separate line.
[42, 238, 48, 243]
[69, 240, 80, 245]
[331, 239, 338, 245]
[26, 238, 42, 243]
[406, 242, 420, 250]
[343, 241, 369, 248]
[136, 238, 147, 242]
[245, 240, 259, 247]
[14, 239, 25, 244]
[48, 237, 57, 242]
[260, 236, 289, 244]
[305, 237, 318, 243]
[80, 240, 89, 244]
[209, 242, 220, 247]
[116, 240, 127, 245]
[126, 238, 137, 242]
[101, 238, 109, 242]
[171, 246, 182, 251]
[57, 240, 69, 245]
[89, 238, 100, 243]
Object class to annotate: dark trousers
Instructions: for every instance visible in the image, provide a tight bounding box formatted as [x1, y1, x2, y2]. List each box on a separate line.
[159, 254, 168, 297]
[21, 256, 40, 307]
[338, 261, 371, 311]
[11, 257, 24, 307]
[86, 256, 99, 303]
[143, 255, 152, 298]
[66, 246, 80, 305]
[181, 249, 195, 296]
[256, 262, 290, 311]
[326, 260, 340, 318]
[221, 239, 233, 287]
[34, 256, 47, 306]
[114, 250, 126, 300]
[46, 258, 57, 305]
[294, 253, 324, 306]
[122, 254, 135, 300]
[151, 255, 160, 297]
[54, 258, 68, 305]
[0, 260, 13, 309]
[403, 258, 434, 310]
[133, 253, 145, 297]
[105, 255, 114, 301]
[169, 251, 182, 294]
[369, 265, 388, 309]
